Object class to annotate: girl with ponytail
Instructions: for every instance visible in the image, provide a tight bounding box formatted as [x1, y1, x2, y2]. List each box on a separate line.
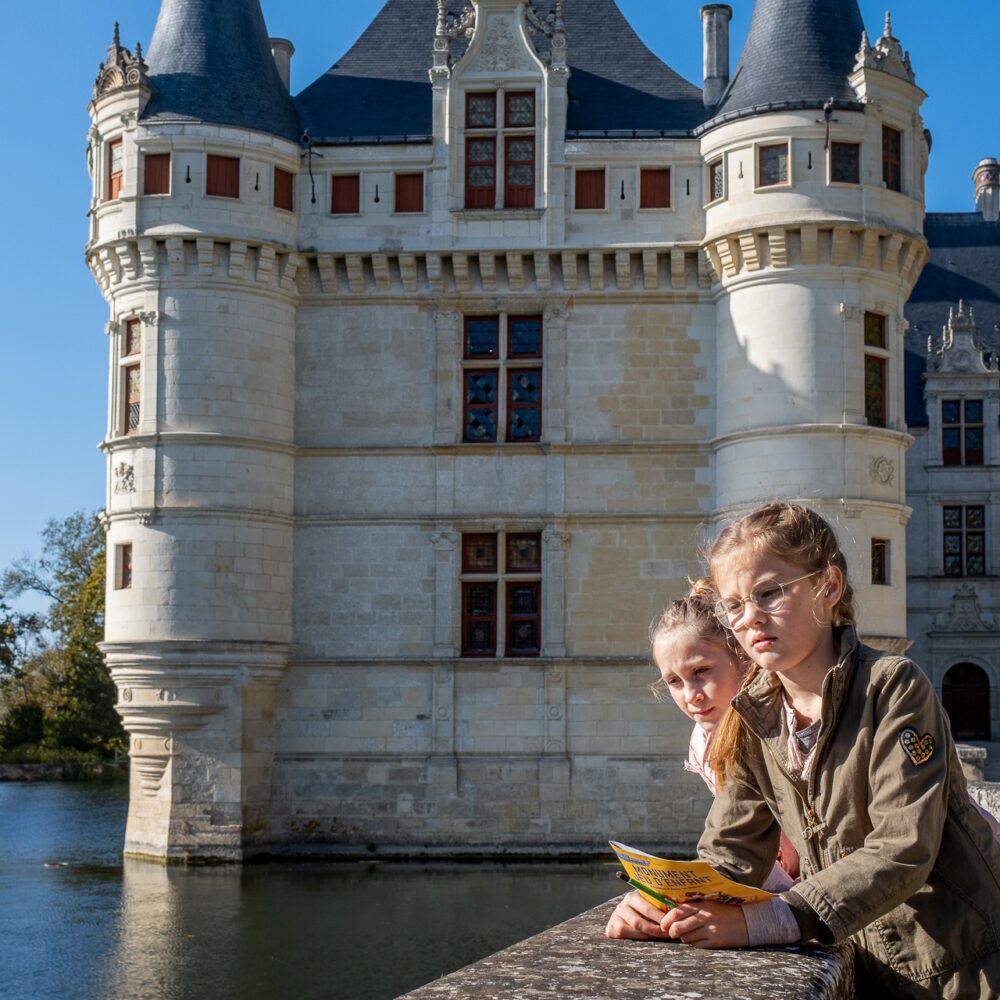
[612, 502, 1000, 999]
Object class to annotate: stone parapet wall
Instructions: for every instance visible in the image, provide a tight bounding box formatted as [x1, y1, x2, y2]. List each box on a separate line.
[399, 898, 855, 999]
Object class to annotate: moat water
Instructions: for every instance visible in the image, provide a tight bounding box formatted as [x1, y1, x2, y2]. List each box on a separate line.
[1, 782, 619, 1000]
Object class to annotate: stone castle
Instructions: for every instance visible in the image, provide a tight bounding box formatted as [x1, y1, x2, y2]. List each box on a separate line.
[86, 0, 1000, 860]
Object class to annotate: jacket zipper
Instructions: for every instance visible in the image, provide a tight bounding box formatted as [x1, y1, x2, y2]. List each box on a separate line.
[738, 712, 828, 872]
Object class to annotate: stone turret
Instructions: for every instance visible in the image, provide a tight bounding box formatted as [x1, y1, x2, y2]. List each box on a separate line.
[696, 1, 929, 649]
[88, 0, 302, 861]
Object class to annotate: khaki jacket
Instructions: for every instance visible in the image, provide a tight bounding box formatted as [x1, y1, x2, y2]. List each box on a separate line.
[698, 629, 1000, 998]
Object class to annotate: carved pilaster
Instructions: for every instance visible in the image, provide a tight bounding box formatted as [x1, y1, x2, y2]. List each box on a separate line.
[431, 529, 458, 656]
[541, 529, 570, 656]
[434, 310, 461, 444]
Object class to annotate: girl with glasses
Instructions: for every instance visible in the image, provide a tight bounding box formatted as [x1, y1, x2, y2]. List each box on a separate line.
[609, 502, 1000, 998]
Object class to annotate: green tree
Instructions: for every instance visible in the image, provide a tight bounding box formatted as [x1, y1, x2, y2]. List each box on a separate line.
[2, 512, 125, 754]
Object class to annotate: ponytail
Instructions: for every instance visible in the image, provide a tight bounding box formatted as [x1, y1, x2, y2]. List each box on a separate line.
[707, 662, 760, 788]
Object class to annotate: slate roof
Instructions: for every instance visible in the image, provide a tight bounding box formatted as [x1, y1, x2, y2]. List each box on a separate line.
[904, 214, 1000, 427]
[295, 0, 706, 144]
[141, 0, 300, 142]
[700, 0, 865, 133]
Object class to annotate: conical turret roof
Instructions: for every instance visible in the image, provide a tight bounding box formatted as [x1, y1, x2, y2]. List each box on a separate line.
[703, 0, 865, 130]
[141, 0, 300, 141]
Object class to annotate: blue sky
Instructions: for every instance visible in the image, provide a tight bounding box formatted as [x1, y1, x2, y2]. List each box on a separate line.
[1, 0, 997, 588]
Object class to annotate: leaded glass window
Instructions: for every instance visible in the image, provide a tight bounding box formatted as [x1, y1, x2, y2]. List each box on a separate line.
[864, 355, 886, 427]
[942, 399, 984, 466]
[124, 365, 141, 433]
[466, 93, 496, 128]
[758, 143, 789, 187]
[505, 92, 534, 127]
[460, 531, 542, 657]
[944, 506, 986, 576]
[124, 319, 141, 357]
[464, 371, 498, 441]
[709, 159, 724, 202]
[831, 142, 860, 184]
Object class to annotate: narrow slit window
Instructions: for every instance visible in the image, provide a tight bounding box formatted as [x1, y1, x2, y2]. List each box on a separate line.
[882, 125, 902, 192]
[107, 139, 123, 200]
[115, 544, 133, 590]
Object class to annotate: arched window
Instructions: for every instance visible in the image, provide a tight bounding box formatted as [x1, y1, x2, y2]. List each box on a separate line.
[942, 663, 991, 741]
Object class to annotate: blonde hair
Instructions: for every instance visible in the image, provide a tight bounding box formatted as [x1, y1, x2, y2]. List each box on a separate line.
[705, 501, 855, 786]
[648, 578, 748, 702]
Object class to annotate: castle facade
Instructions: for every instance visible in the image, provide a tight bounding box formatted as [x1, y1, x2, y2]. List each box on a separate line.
[86, 0, 998, 860]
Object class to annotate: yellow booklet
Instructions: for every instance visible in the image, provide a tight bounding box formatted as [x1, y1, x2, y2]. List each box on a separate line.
[609, 840, 774, 911]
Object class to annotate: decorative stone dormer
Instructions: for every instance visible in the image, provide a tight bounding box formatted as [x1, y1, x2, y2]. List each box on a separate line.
[926, 301, 1000, 374]
[853, 13, 915, 84]
[91, 22, 151, 107]
[923, 301, 1000, 468]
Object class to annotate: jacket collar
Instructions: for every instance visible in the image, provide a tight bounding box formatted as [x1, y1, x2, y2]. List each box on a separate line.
[731, 625, 860, 740]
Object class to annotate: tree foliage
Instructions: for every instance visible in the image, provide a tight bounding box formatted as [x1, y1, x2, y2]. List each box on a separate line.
[0, 512, 125, 754]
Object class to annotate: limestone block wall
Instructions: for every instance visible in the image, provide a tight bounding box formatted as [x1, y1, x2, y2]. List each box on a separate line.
[271, 658, 712, 852]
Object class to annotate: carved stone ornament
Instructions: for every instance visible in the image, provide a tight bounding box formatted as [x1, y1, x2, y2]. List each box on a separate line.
[869, 457, 895, 486]
[92, 23, 149, 100]
[927, 301, 1000, 373]
[477, 17, 526, 73]
[120, 687, 133, 703]
[853, 14, 916, 84]
[113, 462, 135, 495]
[138, 310, 159, 327]
[932, 585, 1000, 633]
[542, 529, 571, 550]
[431, 531, 457, 549]
[136, 510, 157, 526]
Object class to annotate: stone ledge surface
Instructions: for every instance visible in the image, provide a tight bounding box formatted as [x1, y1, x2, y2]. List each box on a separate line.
[398, 897, 854, 999]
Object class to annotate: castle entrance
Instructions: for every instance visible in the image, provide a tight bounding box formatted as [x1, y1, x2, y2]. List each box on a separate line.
[942, 663, 992, 740]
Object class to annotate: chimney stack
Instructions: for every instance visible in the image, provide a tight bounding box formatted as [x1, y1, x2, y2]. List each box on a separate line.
[701, 4, 733, 108]
[974, 158, 999, 223]
[270, 37, 294, 92]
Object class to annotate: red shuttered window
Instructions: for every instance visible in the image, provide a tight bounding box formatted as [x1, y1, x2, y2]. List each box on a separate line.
[575, 169, 605, 210]
[331, 174, 360, 215]
[639, 168, 670, 209]
[206, 154, 239, 198]
[274, 167, 294, 211]
[143, 153, 170, 195]
[395, 172, 424, 213]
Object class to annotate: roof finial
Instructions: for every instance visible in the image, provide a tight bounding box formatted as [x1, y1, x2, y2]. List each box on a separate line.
[883, 11, 892, 38]
[113, 21, 121, 48]
[435, 0, 446, 37]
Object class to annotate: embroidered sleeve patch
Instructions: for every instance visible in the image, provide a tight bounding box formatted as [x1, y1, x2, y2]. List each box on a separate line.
[899, 727, 935, 766]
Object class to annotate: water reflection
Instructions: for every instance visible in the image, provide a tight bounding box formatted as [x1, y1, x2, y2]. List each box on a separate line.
[106, 861, 619, 1000]
[2, 784, 619, 1000]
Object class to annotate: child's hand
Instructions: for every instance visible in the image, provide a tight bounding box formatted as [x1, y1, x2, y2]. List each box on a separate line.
[659, 900, 749, 948]
[604, 890, 674, 940]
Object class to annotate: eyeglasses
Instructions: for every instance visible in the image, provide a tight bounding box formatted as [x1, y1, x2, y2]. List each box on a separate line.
[713, 570, 823, 628]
